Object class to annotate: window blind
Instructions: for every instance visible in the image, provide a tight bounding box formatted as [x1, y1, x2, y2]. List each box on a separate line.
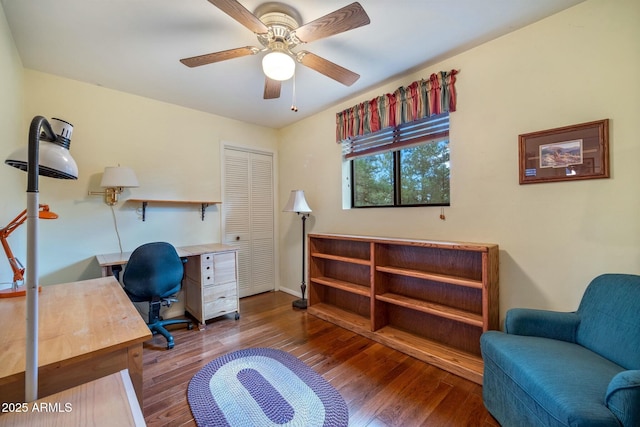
[342, 113, 449, 159]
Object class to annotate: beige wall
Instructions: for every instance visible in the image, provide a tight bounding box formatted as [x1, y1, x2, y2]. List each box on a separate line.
[279, 0, 640, 321]
[2, 0, 639, 324]
[0, 5, 26, 285]
[0, 66, 278, 285]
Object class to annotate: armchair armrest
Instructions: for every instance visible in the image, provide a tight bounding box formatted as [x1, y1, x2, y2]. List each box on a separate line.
[605, 370, 640, 427]
[505, 308, 580, 342]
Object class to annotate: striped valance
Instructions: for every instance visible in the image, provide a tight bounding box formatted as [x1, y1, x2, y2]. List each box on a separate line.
[336, 70, 458, 142]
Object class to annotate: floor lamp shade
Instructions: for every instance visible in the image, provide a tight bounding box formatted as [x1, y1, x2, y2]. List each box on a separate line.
[4, 116, 78, 402]
[282, 190, 312, 214]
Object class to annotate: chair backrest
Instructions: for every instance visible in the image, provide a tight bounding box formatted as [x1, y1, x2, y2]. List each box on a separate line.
[576, 273, 640, 370]
[122, 242, 184, 301]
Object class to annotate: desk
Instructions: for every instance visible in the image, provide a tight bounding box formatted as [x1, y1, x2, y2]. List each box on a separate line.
[96, 243, 240, 328]
[96, 243, 234, 277]
[0, 277, 151, 407]
[0, 370, 145, 426]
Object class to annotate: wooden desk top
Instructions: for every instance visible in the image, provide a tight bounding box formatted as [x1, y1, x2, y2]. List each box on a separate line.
[0, 277, 151, 381]
[96, 243, 238, 268]
[0, 370, 145, 426]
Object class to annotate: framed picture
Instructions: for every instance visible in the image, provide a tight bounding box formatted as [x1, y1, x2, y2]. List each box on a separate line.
[518, 119, 609, 184]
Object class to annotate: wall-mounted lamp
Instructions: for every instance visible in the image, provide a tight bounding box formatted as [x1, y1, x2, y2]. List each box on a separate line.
[89, 166, 138, 205]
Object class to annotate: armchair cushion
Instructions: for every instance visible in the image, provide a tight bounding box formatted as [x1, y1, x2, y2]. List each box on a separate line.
[575, 274, 640, 370]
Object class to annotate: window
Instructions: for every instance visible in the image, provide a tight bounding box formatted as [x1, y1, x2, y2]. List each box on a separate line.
[346, 113, 450, 208]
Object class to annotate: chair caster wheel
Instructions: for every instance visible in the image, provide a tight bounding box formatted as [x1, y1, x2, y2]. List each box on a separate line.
[188, 323, 193, 330]
[235, 313, 240, 320]
[167, 342, 174, 350]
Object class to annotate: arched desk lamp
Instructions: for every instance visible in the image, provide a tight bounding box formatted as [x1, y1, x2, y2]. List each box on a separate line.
[283, 190, 312, 309]
[4, 116, 78, 402]
[1, 204, 58, 297]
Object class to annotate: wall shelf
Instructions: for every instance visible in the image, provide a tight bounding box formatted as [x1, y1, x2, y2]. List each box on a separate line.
[127, 199, 221, 221]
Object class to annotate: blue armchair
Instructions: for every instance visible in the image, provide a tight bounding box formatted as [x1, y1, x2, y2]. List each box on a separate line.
[481, 274, 640, 426]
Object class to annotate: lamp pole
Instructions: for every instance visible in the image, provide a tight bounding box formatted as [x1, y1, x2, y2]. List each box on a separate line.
[292, 212, 309, 309]
[24, 117, 57, 402]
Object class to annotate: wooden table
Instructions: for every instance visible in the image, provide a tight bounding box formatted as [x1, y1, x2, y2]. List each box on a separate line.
[0, 370, 145, 426]
[96, 243, 235, 277]
[0, 277, 151, 407]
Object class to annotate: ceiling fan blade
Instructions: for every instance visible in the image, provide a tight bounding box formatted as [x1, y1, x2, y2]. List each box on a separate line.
[263, 77, 281, 99]
[180, 46, 258, 67]
[298, 52, 360, 86]
[207, 0, 268, 34]
[293, 2, 370, 43]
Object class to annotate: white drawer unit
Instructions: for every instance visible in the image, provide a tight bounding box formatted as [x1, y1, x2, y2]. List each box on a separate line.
[184, 249, 239, 326]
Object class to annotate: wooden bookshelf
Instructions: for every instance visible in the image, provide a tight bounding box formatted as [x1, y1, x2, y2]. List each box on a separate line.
[307, 233, 499, 384]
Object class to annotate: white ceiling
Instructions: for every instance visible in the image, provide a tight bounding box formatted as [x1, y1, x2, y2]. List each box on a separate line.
[2, 0, 585, 129]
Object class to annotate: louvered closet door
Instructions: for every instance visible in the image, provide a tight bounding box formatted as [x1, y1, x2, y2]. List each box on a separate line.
[223, 147, 275, 297]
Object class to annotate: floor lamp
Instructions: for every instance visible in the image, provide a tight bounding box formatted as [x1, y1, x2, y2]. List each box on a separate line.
[283, 190, 311, 309]
[4, 116, 78, 402]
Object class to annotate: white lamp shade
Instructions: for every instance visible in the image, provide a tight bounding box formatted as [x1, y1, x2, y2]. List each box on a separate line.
[100, 166, 139, 188]
[262, 51, 295, 81]
[283, 190, 312, 213]
[5, 140, 78, 179]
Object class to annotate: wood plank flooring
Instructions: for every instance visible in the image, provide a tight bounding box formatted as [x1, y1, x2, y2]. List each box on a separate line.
[142, 291, 500, 426]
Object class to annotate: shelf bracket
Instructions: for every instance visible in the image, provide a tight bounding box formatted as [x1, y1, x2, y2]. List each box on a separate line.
[141, 201, 148, 222]
[201, 203, 210, 221]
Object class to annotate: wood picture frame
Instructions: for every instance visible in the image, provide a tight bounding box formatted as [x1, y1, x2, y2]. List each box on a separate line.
[518, 119, 609, 184]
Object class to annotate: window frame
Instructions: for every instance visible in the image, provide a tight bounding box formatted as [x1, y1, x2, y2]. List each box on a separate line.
[346, 113, 450, 208]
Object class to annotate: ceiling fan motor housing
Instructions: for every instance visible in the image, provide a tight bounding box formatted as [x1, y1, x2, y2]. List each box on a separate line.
[255, 3, 302, 51]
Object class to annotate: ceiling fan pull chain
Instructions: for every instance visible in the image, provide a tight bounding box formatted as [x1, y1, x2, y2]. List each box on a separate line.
[291, 70, 298, 112]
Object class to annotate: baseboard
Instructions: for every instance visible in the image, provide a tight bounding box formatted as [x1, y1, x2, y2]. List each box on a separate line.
[278, 287, 301, 298]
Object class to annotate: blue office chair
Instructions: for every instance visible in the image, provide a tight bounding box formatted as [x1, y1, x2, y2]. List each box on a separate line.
[119, 242, 193, 349]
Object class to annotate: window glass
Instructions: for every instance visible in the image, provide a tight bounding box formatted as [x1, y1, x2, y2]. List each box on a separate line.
[348, 113, 450, 208]
[352, 152, 393, 207]
[399, 141, 450, 205]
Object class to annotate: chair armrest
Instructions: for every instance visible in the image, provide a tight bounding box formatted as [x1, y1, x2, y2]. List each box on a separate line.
[505, 308, 580, 342]
[112, 265, 123, 282]
[605, 370, 640, 427]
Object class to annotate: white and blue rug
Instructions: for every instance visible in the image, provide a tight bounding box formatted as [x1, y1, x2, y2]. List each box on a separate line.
[188, 348, 349, 427]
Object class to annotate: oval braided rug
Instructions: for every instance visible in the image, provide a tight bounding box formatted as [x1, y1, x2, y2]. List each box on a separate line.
[187, 348, 349, 427]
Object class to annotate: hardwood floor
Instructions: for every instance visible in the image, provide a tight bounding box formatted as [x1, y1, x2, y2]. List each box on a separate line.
[142, 291, 500, 427]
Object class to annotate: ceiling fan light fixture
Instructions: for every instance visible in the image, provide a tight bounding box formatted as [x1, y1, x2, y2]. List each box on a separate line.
[262, 51, 295, 81]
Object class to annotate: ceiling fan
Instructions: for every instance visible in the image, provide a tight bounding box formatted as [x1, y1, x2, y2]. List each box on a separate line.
[180, 0, 370, 100]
